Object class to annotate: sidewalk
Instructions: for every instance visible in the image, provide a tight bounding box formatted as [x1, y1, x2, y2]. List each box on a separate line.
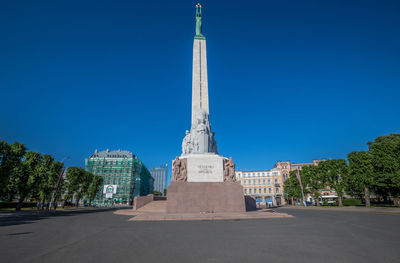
[279, 205, 400, 214]
[0, 207, 118, 218]
[115, 200, 293, 221]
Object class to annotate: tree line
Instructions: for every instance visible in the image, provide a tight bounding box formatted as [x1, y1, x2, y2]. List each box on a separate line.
[284, 133, 400, 207]
[0, 140, 103, 210]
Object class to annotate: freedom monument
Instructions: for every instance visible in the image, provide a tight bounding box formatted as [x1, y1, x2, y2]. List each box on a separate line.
[167, 4, 246, 213]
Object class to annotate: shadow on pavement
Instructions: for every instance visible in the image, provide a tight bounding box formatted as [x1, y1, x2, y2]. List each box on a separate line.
[0, 208, 120, 227]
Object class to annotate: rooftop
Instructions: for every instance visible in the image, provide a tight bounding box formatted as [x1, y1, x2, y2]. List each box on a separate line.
[90, 149, 134, 159]
[236, 168, 280, 173]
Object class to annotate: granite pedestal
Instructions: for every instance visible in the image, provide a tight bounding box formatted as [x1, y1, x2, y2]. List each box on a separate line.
[166, 182, 246, 213]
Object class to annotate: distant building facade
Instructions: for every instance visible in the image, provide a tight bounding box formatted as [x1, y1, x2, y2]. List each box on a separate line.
[235, 168, 283, 207]
[274, 159, 326, 182]
[85, 149, 154, 206]
[235, 159, 329, 207]
[274, 159, 333, 205]
[150, 165, 168, 195]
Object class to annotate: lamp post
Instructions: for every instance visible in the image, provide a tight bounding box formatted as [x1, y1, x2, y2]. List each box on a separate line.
[49, 156, 69, 210]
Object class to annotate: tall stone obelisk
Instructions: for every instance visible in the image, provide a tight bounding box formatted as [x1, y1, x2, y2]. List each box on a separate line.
[191, 4, 208, 127]
[167, 4, 245, 214]
[181, 3, 217, 155]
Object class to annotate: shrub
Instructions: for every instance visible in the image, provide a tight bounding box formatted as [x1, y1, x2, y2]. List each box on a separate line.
[342, 198, 362, 206]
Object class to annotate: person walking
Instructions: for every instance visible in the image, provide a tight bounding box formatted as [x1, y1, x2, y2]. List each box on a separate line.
[36, 201, 41, 210]
[53, 201, 58, 211]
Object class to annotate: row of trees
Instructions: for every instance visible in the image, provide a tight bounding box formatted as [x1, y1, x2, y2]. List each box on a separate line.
[0, 140, 103, 210]
[284, 134, 400, 207]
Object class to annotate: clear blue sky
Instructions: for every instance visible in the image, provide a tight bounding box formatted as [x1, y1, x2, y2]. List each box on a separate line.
[1, 0, 399, 176]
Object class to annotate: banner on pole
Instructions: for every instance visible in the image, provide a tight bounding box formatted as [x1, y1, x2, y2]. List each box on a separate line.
[296, 170, 304, 191]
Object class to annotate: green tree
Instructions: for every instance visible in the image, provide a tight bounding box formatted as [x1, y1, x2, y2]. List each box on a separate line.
[65, 167, 93, 207]
[319, 159, 348, 207]
[284, 170, 303, 204]
[367, 134, 400, 202]
[86, 172, 103, 206]
[65, 167, 82, 205]
[38, 156, 64, 205]
[8, 151, 42, 210]
[0, 140, 26, 200]
[302, 165, 323, 206]
[347, 151, 374, 207]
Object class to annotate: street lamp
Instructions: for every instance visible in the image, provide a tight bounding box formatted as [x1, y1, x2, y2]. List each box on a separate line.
[49, 156, 70, 210]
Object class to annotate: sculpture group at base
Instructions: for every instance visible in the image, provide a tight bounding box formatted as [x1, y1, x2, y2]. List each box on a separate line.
[182, 109, 218, 155]
[172, 156, 187, 182]
[172, 155, 236, 183]
[223, 157, 236, 182]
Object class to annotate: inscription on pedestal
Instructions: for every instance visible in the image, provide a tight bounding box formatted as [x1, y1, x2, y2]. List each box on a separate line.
[198, 164, 214, 174]
[187, 155, 223, 182]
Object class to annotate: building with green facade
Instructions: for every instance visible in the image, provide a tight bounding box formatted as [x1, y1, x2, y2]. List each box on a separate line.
[85, 149, 154, 206]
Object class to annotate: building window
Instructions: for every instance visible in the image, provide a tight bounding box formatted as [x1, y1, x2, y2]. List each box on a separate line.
[244, 189, 247, 194]
[263, 179, 265, 184]
[257, 172, 260, 176]
[263, 188, 266, 193]
[274, 178, 278, 184]
[253, 179, 256, 185]
[258, 179, 261, 184]
[254, 188, 257, 194]
[283, 173, 288, 180]
[269, 188, 272, 193]
[276, 187, 280, 193]
[259, 188, 262, 194]
[249, 189, 252, 194]
[268, 179, 271, 184]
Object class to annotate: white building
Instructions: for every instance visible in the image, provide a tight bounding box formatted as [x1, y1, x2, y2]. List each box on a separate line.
[235, 168, 284, 207]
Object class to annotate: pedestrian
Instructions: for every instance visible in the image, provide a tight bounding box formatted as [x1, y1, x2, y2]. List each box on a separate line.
[36, 202, 41, 210]
[45, 202, 50, 211]
[53, 201, 58, 210]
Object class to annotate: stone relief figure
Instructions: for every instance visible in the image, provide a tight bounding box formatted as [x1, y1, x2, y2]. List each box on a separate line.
[181, 109, 217, 155]
[177, 158, 187, 181]
[223, 157, 236, 182]
[172, 156, 181, 181]
[223, 159, 229, 180]
[194, 110, 209, 153]
[182, 130, 192, 155]
[172, 157, 188, 182]
[194, 109, 208, 133]
[192, 137, 199, 152]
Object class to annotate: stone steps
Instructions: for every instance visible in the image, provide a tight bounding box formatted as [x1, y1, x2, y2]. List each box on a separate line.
[115, 200, 294, 221]
[136, 200, 167, 213]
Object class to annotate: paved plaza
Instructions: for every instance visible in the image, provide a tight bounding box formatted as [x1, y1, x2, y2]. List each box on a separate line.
[1, 207, 399, 263]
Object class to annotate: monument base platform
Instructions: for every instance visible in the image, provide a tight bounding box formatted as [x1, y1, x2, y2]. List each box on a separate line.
[166, 182, 246, 213]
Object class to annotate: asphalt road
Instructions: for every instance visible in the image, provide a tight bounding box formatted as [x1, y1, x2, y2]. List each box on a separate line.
[0, 207, 399, 263]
